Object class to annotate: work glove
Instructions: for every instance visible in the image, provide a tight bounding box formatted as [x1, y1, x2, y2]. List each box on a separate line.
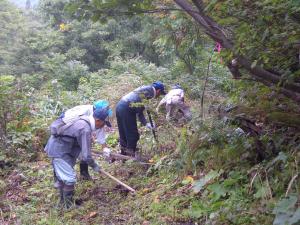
[92, 163, 101, 173]
[146, 122, 155, 130]
[103, 147, 111, 158]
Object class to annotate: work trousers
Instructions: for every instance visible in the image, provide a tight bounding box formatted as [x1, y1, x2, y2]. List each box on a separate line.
[116, 100, 139, 150]
[166, 101, 192, 123]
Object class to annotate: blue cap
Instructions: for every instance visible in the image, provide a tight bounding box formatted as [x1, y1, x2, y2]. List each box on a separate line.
[93, 108, 112, 127]
[152, 81, 166, 95]
[93, 100, 113, 116]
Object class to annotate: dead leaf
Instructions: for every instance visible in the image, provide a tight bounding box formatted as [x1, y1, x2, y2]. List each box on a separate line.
[88, 211, 97, 218]
[141, 188, 150, 194]
[182, 175, 194, 185]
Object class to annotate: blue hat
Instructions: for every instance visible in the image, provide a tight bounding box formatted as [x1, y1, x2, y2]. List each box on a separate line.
[93, 108, 112, 127]
[93, 100, 113, 116]
[152, 81, 166, 95]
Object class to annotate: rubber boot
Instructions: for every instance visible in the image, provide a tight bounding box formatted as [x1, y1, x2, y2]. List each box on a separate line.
[55, 187, 64, 208]
[55, 180, 64, 208]
[80, 162, 91, 180]
[62, 184, 75, 209]
[124, 148, 136, 157]
[63, 190, 75, 209]
[120, 145, 127, 155]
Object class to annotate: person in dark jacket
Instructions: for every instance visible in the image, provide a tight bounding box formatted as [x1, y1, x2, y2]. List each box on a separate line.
[44, 107, 111, 209]
[116, 81, 166, 157]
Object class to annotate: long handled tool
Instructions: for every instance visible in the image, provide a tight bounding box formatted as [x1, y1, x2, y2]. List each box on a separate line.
[146, 110, 158, 143]
[92, 151, 153, 166]
[99, 169, 136, 193]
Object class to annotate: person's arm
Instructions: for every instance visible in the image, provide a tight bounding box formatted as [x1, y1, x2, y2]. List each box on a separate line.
[156, 97, 167, 112]
[77, 129, 100, 171]
[137, 107, 147, 126]
[94, 129, 109, 149]
[179, 90, 185, 102]
[95, 128, 106, 145]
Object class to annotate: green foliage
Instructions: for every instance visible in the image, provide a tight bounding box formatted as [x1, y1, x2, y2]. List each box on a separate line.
[0, 75, 30, 148]
[0, 1, 29, 75]
[193, 170, 223, 193]
[105, 132, 118, 147]
[273, 194, 300, 225]
[206, 0, 300, 84]
[1, 1, 299, 225]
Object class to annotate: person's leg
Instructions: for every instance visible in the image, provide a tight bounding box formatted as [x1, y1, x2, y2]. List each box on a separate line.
[177, 102, 192, 123]
[62, 183, 75, 209]
[52, 162, 64, 207]
[52, 158, 77, 209]
[77, 152, 91, 180]
[79, 161, 91, 180]
[166, 103, 175, 121]
[124, 111, 139, 157]
[116, 102, 128, 155]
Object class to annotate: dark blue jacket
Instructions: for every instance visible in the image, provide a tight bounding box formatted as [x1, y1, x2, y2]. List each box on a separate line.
[121, 85, 155, 125]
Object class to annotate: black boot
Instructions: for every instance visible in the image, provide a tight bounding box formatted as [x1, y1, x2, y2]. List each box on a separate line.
[54, 179, 64, 208]
[63, 190, 75, 209]
[80, 162, 91, 180]
[55, 187, 64, 208]
[124, 148, 136, 157]
[120, 145, 127, 155]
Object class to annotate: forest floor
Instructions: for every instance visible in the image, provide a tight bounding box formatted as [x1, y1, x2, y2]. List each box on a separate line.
[1, 75, 297, 225]
[0, 128, 200, 225]
[0, 83, 211, 224]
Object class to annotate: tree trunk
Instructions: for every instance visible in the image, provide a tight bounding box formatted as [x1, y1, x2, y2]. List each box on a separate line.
[173, 0, 300, 103]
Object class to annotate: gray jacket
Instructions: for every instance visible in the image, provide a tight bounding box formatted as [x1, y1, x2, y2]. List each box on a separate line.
[44, 116, 97, 168]
[121, 85, 155, 125]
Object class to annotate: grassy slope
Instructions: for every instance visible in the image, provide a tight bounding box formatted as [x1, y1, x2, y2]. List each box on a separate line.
[1, 72, 299, 225]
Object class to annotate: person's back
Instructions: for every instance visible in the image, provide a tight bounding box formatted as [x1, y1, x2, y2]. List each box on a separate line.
[156, 84, 191, 123]
[121, 85, 156, 103]
[45, 107, 110, 209]
[57, 100, 112, 180]
[62, 105, 93, 124]
[164, 88, 184, 104]
[46, 116, 92, 167]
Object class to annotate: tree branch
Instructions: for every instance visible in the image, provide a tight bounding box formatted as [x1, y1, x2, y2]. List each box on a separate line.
[173, 0, 300, 102]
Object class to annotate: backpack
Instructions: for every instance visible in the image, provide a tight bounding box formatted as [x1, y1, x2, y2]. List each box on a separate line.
[49, 116, 91, 139]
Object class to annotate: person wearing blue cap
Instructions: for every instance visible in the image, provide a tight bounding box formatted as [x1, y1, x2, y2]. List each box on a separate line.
[116, 81, 166, 157]
[60, 100, 112, 180]
[44, 107, 111, 209]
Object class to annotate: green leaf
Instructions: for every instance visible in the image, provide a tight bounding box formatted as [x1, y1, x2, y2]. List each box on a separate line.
[289, 208, 300, 224]
[267, 152, 287, 171]
[254, 183, 268, 199]
[207, 182, 227, 200]
[273, 195, 298, 214]
[192, 170, 223, 193]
